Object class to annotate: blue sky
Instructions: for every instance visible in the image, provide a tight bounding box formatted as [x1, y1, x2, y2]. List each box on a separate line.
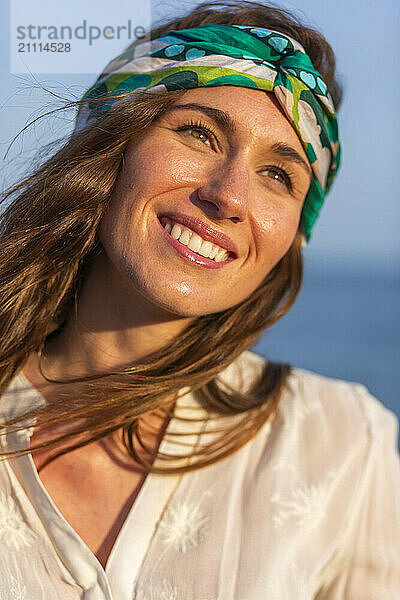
[1, 0, 399, 270]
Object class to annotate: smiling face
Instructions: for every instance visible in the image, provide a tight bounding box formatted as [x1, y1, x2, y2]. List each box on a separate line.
[98, 86, 312, 318]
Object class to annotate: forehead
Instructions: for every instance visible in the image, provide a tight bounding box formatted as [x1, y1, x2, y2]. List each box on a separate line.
[168, 85, 307, 160]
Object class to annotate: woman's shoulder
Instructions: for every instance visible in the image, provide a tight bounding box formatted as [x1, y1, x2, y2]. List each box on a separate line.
[224, 349, 399, 444]
[228, 352, 400, 524]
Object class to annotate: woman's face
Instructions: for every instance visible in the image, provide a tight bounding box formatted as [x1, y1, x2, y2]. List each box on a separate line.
[98, 86, 312, 318]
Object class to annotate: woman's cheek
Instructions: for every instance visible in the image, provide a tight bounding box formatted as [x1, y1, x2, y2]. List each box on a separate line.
[276, 210, 301, 252]
[157, 145, 208, 187]
[128, 130, 201, 177]
[255, 204, 299, 254]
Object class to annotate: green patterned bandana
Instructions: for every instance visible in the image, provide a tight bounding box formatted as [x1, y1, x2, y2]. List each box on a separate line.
[75, 24, 341, 243]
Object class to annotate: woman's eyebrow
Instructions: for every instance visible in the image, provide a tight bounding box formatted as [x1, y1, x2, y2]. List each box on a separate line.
[169, 102, 237, 135]
[269, 142, 312, 178]
[169, 103, 311, 178]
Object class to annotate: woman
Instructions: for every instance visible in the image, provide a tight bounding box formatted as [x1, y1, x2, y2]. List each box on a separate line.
[0, 1, 399, 598]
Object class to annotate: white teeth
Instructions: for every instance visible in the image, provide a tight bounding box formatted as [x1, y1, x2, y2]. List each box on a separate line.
[171, 223, 182, 239]
[198, 240, 213, 257]
[179, 229, 190, 245]
[214, 249, 228, 263]
[208, 245, 219, 260]
[208, 245, 219, 259]
[188, 233, 202, 253]
[161, 218, 230, 262]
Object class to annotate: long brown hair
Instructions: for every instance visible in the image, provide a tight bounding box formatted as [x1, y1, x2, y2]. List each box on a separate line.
[0, 1, 343, 473]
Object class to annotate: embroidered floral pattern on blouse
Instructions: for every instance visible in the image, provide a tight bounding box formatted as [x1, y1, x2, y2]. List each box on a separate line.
[158, 489, 212, 553]
[134, 490, 215, 599]
[270, 470, 337, 530]
[0, 570, 28, 600]
[7, 575, 27, 600]
[148, 579, 178, 600]
[134, 579, 217, 600]
[0, 493, 36, 551]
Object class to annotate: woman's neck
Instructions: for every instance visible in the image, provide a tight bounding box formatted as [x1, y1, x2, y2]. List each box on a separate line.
[38, 248, 193, 379]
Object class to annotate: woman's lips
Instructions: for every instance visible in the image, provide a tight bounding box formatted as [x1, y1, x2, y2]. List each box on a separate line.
[157, 211, 239, 258]
[157, 217, 235, 270]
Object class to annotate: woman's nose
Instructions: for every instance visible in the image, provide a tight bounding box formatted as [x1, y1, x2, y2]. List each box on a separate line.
[196, 156, 250, 223]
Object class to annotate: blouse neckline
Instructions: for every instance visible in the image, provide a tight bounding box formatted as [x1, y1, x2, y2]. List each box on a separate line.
[2, 369, 209, 599]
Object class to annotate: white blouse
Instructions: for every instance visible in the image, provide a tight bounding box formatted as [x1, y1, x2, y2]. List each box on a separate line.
[0, 350, 399, 600]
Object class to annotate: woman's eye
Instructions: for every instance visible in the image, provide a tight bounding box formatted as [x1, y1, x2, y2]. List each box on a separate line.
[176, 122, 216, 148]
[262, 167, 292, 190]
[187, 127, 211, 146]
